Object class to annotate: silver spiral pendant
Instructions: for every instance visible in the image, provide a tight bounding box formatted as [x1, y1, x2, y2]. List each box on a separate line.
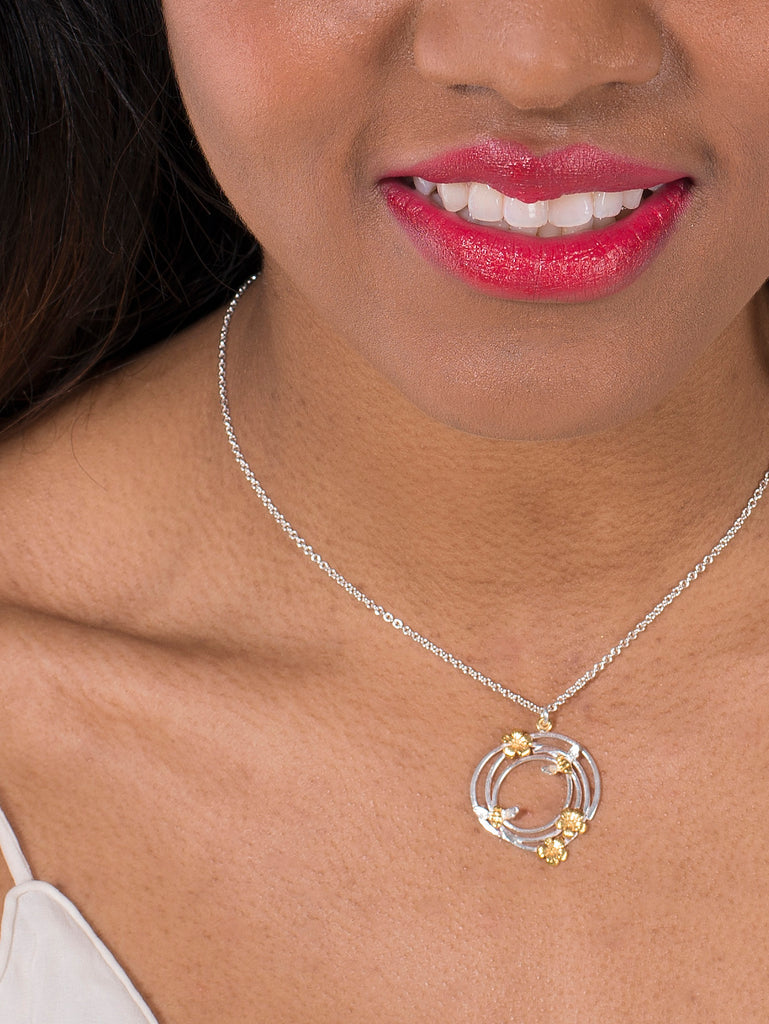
[471, 728, 600, 865]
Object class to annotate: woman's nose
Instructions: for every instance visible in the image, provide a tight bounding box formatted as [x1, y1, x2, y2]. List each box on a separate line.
[412, 0, 664, 112]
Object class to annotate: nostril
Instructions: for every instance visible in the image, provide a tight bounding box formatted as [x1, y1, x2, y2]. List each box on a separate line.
[449, 83, 494, 98]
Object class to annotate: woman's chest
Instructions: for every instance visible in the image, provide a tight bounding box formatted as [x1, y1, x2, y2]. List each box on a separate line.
[5, 632, 769, 1024]
[68, 694, 769, 1024]
[108, 773, 767, 1024]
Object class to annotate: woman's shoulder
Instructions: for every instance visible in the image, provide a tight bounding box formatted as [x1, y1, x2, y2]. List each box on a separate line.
[0, 312, 223, 634]
[0, 309, 246, 895]
[0, 309, 308, 940]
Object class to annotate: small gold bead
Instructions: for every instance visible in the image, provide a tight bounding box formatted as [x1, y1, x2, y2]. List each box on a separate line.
[536, 715, 553, 732]
[553, 754, 573, 775]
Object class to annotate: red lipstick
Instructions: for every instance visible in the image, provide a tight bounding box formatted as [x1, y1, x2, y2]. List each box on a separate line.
[380, 142, 692, 303]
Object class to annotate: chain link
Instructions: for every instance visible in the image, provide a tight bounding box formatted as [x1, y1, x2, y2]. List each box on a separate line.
[218, 275, 769, 721]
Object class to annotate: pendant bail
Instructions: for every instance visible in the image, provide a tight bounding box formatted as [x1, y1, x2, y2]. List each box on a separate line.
[536, 712, 553, 732]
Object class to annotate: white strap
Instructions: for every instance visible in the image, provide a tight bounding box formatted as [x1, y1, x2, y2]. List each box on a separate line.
[0, 806, 33, 885]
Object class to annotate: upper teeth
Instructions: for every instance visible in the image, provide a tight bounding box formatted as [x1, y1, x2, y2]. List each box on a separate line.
[413, 178, 652, 236]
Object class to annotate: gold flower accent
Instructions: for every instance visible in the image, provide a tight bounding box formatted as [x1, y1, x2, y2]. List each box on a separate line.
[536, 715, 553, 732]
[538, 837, 568, 865]
[557, 809, 587, 838]
[502, 731, 532, 759]
[487, 806, 507, 830]
[553, 754, 573, 775]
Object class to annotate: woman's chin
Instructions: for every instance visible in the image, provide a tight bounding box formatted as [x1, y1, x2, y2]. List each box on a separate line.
[370, 335, 674, 443]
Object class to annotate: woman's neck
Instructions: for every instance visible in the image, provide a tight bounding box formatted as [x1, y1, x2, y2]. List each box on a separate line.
[224, 275, 769, 655]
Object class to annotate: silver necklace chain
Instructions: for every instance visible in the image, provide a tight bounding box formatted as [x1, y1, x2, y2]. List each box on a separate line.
[218, 274, 769, 723]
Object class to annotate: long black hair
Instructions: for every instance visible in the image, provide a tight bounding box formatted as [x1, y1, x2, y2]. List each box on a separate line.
[0, 0, 260, 431]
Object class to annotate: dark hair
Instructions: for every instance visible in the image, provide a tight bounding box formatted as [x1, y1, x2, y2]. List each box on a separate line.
[0, 0, 260, 431]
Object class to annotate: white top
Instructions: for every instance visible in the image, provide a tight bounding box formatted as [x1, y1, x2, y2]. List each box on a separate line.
[0, 808, 158, 1023]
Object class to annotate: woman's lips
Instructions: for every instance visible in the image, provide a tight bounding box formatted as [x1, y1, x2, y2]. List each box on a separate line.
[382, 178, 691, 302]
[379, 143, 692, 303]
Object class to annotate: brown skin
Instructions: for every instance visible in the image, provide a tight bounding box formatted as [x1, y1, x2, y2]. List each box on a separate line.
[1, 1, 769, 1021]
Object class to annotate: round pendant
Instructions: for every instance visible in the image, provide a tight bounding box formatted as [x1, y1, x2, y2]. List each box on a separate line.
[470, 729, 600, 864]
